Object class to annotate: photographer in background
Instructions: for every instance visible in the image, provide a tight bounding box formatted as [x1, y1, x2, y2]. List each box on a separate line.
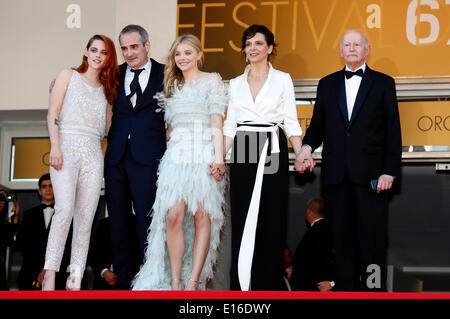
[0, 185, 20, 290]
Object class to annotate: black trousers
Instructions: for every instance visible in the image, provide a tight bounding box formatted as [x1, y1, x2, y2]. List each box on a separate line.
[229, 129, 289, 291]
[323, 177, 388, 291]
[105, 141, 158, 290]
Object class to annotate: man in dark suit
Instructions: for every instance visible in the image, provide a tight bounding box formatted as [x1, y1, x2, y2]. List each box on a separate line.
[104, 24, 166, 289]
[297, 30, 402, 291]
[290, 197, 334, 291]
[17, 174, 71, 290]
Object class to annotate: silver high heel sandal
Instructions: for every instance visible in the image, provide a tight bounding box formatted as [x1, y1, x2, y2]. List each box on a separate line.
[171, 278, 185, 290]
[186, 278, 202, 291]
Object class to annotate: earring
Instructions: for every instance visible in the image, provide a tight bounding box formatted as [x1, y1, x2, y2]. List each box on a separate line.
[246, 55, 248, 63]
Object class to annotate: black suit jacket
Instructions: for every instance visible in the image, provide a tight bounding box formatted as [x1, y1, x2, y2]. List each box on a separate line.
[290, 219, 334, 291]
[105, 59, 166, 166]
[17, 205, 72, 290]
[303, 66, 402, 186]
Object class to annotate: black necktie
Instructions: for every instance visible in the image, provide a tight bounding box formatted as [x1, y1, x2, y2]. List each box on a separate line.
[345, 69, 364, 79]
[41, 203, 54, 209]
[128, 68, 145, 103]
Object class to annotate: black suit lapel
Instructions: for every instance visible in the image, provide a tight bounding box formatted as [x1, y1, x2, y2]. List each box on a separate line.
[133, 58, 163, 112]
[117, 63, 133, 110]
[335, 68, 349, 125]
[37, 208, 47, 233]
[349, 66, 373, 125]
[119, 63, 127, 82]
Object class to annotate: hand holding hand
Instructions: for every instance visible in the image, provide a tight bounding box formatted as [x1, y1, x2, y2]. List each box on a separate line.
[294, 145, 315, 174]
[209, 162, 225, 181]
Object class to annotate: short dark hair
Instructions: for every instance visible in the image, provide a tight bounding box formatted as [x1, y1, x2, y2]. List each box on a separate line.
[119, 24, 149, 45]
[241, 24, 277, 58]
[38, 173, 51, 188]
[306, 197, 325, 216]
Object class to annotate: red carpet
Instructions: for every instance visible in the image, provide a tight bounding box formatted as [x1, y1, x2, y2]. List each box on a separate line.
[1, 290, 450, 299]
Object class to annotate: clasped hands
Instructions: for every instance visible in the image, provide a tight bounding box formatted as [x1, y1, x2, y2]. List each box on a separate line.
[294, 145, 315, 174]
[209, 162, 225, 181]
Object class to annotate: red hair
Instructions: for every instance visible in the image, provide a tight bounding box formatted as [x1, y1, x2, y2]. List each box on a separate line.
[74, 34, 119, 105]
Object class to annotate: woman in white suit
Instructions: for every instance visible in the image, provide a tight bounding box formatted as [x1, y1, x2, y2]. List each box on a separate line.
[222, 24, 304, 291]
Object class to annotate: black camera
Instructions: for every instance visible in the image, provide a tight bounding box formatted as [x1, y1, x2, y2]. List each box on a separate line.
[0, 192, 16, 202]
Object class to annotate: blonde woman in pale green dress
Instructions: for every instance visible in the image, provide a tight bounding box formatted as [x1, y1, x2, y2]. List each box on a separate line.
[132, 34, 227, 291]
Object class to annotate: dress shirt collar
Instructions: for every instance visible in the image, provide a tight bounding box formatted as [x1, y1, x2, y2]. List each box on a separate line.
[345, 62, 366, 74]
[126, 58, 152, 74]
[310, 217, 324, 228]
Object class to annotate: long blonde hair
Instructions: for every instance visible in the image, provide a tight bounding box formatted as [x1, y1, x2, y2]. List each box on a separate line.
[164, 34, 204, 97]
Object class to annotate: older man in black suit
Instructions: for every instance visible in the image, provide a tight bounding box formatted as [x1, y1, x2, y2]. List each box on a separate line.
[297, 30, 402, 291]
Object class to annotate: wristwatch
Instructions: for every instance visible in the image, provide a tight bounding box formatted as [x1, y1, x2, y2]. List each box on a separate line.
[330, 281, 335, 288]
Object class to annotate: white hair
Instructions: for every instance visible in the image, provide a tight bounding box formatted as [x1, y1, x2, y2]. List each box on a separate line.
[340, 30, 370, 50]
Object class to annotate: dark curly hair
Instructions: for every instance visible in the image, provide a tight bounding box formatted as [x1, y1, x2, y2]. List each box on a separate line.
[241, 24, 277, 60]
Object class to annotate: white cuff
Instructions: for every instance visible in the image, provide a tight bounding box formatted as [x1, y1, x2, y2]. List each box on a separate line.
[100, 268, 109, 278]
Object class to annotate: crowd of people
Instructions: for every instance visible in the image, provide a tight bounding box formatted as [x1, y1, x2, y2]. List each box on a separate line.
[1, 22, 401, 292]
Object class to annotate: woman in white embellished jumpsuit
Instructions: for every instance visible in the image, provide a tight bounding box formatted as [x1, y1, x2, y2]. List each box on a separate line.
[42, 35, 119, 290]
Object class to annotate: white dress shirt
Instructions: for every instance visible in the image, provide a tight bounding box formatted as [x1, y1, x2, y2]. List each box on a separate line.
[344, 63, 366, 120]
[223, 63, 302, 139]
[42, 205, 54, 229]
[125, 58, 152, 107]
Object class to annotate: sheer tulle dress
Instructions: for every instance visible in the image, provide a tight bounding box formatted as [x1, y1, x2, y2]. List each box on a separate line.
[132, 73, 228, 290]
